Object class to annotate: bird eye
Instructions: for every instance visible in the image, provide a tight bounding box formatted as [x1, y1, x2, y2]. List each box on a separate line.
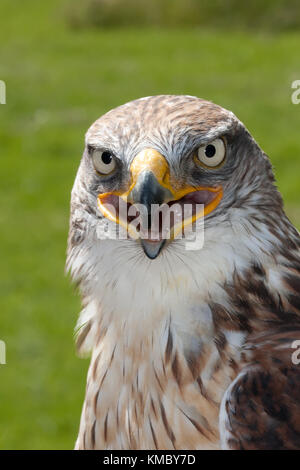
[196, 138, 226, 168]
[92, 149, 117, 175]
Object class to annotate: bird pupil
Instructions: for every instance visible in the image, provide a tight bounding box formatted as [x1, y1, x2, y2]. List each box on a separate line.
[205, 145, 216, 158]
[102, 152, 112, 164]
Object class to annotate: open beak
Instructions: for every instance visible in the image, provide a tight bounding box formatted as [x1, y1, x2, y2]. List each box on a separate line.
[97, 148, 223, 259]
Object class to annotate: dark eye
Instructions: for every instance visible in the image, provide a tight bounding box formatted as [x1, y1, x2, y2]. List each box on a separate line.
[205, 144, 216, 158]
[196, 138, 226, 167]
[92, 149, 116, 175]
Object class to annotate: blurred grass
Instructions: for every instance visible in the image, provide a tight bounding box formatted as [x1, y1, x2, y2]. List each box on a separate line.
[66, 0, 300, 31]
[0, 0, 300, 449]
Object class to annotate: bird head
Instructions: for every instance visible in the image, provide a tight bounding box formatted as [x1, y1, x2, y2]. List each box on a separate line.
[67, 95, 283, 287]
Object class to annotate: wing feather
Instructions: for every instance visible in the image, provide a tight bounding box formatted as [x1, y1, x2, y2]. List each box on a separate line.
[220, 328, 300, 450]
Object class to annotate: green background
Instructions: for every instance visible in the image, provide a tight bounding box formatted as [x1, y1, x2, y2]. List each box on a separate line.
[0, 0, 299, 449]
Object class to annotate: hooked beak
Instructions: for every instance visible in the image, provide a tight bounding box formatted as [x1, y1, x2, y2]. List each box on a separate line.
[97, 148, 223, 259]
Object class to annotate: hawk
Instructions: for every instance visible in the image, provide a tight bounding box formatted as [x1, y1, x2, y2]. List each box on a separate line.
[67, 95, 300, 450]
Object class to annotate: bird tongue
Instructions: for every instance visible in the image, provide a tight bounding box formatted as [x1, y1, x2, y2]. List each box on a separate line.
[141, 239, 166, 259]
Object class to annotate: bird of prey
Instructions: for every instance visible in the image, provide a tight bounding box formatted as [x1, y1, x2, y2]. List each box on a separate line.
[67, 95, 300, 450]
